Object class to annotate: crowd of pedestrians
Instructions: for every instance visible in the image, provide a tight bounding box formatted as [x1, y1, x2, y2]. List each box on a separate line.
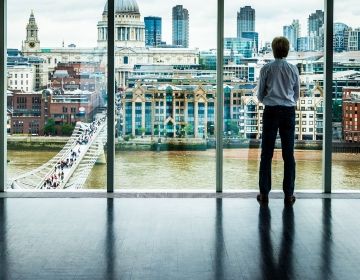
[42, 147, 80, 189]
[41, 116, 106, 190]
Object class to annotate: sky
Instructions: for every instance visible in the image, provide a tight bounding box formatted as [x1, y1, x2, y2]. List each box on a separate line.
[7, 0, 360, 50]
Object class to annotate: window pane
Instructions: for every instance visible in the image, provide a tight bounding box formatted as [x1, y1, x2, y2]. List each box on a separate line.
[114, 0, 216, 190]
[223, 0, 324, 191]
[332, 0, 360, 190]
[7, 0, 108, 190]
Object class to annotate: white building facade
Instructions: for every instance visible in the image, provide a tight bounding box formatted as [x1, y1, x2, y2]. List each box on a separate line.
[7, 66, 35, 92]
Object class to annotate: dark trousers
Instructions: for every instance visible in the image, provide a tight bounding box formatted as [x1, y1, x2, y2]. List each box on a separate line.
[259, 106, 296, 196]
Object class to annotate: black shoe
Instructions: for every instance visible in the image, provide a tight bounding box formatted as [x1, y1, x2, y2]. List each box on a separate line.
[284, 195, 296, 205]
[257, 194, 269, 203]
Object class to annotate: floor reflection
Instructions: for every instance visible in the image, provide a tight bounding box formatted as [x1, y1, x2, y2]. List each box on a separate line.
[258, 204, 295, 280]
[0, 199, 8, 280]
[214, 198, 224, 280]
[321, 199, 333, 279]
[106, 198, 115, 280]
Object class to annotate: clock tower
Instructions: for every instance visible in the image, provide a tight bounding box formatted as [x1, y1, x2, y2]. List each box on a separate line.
[23, 10, 40, 53]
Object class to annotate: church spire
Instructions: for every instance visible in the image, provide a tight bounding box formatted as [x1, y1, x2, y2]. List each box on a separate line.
[23, 10, 40, 52]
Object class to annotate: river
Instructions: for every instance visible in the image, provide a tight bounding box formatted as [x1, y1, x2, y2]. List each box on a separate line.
[7, 149, 360, 191]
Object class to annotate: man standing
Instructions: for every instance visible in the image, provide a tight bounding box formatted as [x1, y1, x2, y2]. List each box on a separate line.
[257, 37, 300, 204]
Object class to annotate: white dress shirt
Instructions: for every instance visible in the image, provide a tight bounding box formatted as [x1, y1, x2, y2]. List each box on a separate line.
[257, 58, 300, 107]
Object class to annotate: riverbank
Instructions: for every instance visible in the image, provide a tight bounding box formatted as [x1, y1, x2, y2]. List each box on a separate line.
[6, 135, 360, 154]
[7, 135, 68, 150]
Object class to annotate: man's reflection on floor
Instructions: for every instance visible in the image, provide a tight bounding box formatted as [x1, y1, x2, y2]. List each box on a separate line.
[258, 204, 295, 280]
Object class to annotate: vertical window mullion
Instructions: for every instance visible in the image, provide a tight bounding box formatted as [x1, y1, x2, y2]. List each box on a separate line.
[107, 0, 115, 193]
[323, 0, 334, 193]
[0, 0, 7, 192]
[216, 0, 224, 193]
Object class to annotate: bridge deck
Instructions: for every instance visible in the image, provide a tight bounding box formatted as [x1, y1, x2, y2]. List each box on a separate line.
[9, 114, 107, 190]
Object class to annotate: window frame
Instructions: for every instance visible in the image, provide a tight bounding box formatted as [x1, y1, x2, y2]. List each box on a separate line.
[0, 0, 335, 193]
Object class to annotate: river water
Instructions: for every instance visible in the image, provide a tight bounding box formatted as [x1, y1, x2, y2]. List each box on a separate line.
[7, 149, 360, 191]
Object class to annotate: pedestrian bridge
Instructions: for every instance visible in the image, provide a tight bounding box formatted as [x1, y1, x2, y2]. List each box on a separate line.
[9, 114, 107, 190]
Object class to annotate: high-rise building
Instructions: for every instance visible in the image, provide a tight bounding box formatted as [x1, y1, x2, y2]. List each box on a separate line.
[308, 10, 324, 51]
[144, 16, 162, 47]
[237, 6, 255, 38]
[308, 10, 324, 36]
[297, 37, 309, 52]
[347, 28, 360, 51]
[334, 22, 349, 52]
[283, 20, 300, 51]
[172, 5, 189, 48]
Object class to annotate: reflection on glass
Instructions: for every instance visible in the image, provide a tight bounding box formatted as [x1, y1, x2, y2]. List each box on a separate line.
[224, 1, 324, 190]
[7, 1, 107, 190]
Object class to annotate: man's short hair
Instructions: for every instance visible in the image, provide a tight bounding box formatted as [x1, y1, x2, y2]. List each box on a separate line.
[272, 37, 289, 59]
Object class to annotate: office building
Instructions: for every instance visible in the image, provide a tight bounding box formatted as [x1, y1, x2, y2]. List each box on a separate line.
[237, 6, 255, 38]
[241, 31, 259, 53]
[144, 16, 162, 47]
[283, 20, 301, 51]
[334, 22, 349, 52]
[172, 5, 189, 48]
[224, 37, 256, 58]
[347, 28, 360, 51]
[308, 10, 324, 51]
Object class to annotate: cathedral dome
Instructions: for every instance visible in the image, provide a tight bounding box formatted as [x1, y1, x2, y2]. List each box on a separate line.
[103, 0, 140, 14]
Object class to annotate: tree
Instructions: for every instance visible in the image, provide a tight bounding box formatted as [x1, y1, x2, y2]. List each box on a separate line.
[61, 123, 75, 136]
[139, 127, 146, 137]
[225, 120, 240, 136]
[154, 127, 159, 136]
[44, 119, 56, 135]
[183, 123, 194, 136]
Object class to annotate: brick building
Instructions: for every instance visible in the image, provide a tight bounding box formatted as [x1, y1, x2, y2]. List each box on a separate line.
[9, 90, 44, 135]
[9, 88, 101, 135]
[43, 88, 102, 127]
[343, 87, 360, 142]
[50, 62, 105, 92]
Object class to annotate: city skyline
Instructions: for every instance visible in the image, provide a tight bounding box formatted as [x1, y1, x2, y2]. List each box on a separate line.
[7, 0, 360, 50]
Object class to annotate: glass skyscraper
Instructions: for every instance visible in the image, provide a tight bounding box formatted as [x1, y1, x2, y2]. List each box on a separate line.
[237, 6, 255, 38]
[334, 22, 349, 52]
[172, 5, 189, 48]
[308, 10, 324, 51]
[144, 16, 162, 47]
[283, 20, 300, 51]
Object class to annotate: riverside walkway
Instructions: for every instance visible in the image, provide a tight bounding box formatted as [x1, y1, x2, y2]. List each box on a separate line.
[9, 114, 107, 190]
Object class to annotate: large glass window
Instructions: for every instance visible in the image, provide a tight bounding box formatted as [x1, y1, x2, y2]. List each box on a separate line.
[114, 0, 216, 190]
[332, 1, 360, 190]
[7, 0, 107, 190]
[223, 1, 324, 191]
[3, 0, 359, 192]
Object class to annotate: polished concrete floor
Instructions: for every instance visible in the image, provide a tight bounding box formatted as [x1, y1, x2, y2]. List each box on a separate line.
[0, 197, 360, 280]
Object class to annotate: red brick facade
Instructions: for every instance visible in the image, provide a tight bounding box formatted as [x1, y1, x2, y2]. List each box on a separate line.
[343, 87, 360, 143]
[9, 90, 44, 135]
[9, 89, 101, 135]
